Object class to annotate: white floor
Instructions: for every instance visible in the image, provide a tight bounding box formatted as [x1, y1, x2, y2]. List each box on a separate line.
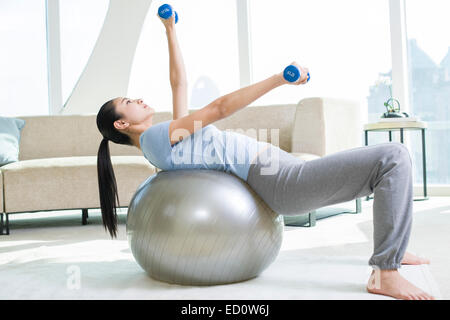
[0, 197, 448, 300]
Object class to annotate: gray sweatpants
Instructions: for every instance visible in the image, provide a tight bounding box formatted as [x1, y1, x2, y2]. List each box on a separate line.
[246, 142, 413, 270]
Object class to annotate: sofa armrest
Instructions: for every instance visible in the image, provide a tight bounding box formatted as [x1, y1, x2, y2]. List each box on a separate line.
[291, 97, 363, 157]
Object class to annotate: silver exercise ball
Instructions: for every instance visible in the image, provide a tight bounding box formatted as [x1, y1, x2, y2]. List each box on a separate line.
[126, 169, 284, 286]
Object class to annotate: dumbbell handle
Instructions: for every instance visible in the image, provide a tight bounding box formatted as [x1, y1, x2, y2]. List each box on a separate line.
[283, 65, 310, 83]
[158, 4, 179, 24]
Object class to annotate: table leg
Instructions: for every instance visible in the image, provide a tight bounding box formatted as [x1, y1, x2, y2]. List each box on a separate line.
[364, 131, 371, 201]
[422, 128, 428, 199]
[400, 128, 404, 143]
[413, 128, 429, 201]
[389, 130, 392, 142]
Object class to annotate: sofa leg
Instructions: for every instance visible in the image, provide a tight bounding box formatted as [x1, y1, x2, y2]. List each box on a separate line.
[0, 213, 10, 235]
[82, 209, 89, 225]
[355, 198, 362, 213]
[308, 210, 316, 227]
[283, 211, 316, 227]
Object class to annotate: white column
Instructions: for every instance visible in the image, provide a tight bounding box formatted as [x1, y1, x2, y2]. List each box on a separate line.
[236, 0, 253, 87]
[61, 0, 153, 115]
[389, 0, 411, 114]
[389, 0, 421, 195]
[45, 0, 63, 115]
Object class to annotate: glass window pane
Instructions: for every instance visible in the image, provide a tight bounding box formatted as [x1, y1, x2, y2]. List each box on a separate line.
[0, 0, 48, 117]
[59, 0, 109, 105]
[406, 0, 450, 185]
[249, 0, 392, 122]
[128, 0, 239, 112]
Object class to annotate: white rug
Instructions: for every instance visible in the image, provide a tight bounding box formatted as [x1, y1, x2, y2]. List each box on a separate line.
[0, 199, 445, 300]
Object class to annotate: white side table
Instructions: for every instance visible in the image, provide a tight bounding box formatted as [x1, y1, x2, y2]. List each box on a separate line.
[364, 120, 428, 201]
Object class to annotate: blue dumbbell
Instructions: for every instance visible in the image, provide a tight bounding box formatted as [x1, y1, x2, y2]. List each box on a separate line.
[283, 65, 310, 83]
[158, 4, 179, 24]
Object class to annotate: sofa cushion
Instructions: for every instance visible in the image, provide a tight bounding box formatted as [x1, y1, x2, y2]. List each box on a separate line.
[1, 156, 155, 213]
[16, 113, 173, 161]
[209, 104, 297, 153]
[0, 117, 26, 167]
[292, 97, 362, 156]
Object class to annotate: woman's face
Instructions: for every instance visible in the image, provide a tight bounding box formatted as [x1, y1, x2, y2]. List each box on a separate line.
[113, 97, 155, 131]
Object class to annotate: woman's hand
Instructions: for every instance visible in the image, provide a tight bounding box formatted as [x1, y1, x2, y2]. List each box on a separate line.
[279, 61, 310, 85]
[157, 10, 176, 31]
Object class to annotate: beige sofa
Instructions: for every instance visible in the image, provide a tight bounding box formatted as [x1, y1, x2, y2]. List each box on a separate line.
[0, 97, 362, 235]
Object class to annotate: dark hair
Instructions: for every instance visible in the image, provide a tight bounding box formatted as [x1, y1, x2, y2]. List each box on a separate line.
[96, 98, 133, 238]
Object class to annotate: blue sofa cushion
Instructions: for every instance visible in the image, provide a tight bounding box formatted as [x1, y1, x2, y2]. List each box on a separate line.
[0, 116, 26, 167]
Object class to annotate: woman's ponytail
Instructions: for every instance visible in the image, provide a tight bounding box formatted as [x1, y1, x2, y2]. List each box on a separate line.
[96, 99, 133, 239]
[97, 137, 121, 238]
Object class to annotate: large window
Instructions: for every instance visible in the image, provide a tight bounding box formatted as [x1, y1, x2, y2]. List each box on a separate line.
[128, 0, 240, 113]
[2, 1, 449, 187]
[249, 0, 392, 116]
[0, 0, 48, 117]
[405, 0, 450, 185]
[0, 0, 108, 117]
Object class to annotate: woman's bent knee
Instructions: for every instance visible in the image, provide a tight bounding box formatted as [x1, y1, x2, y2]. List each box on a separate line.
[381, 142, 412, 167]
[391, 142, 412, 166]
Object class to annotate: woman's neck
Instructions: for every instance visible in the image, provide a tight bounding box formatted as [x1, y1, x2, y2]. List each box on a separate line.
[128, 131, 143, 150]
[128, 120, 153, 150]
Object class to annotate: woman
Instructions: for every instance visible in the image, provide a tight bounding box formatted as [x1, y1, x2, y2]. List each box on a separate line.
[96, 11, 434, 300]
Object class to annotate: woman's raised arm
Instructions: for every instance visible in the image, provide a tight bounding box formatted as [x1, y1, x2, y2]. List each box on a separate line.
[169, 71, 289, 146]
[159, 9, 188, 120]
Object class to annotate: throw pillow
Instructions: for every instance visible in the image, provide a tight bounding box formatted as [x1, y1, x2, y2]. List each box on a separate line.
[0, 116, 26, 167]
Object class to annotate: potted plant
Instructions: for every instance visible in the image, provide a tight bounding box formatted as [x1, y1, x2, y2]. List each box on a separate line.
[376, 75, 409, 118]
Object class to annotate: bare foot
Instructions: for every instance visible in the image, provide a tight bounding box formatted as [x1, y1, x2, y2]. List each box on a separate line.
[367, 269, 435, 300]
[401, 251, 431, 265]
